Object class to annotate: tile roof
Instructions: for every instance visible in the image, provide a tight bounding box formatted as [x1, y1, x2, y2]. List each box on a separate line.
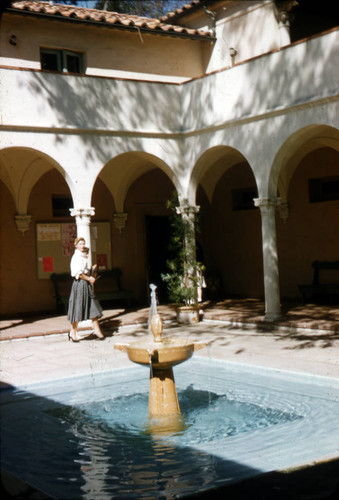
[8, 1, 213, 39]
[161, 0, 202, 22]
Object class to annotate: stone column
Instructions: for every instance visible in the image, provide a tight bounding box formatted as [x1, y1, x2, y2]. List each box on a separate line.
[254, 198, 282, 321]
[176, 204, 200, 264]
[176, 204, 200, 304]
[70, 207, 96, 329]
[70, 207, 95, 267]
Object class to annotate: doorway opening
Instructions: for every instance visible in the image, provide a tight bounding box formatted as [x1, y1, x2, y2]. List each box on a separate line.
[145, 216, 173, 304]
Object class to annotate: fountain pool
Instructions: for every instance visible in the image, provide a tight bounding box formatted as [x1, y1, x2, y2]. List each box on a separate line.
[1, 357, 339, 499]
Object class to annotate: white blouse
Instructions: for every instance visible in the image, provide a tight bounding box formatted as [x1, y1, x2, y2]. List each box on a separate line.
[70, 249, 90, 279]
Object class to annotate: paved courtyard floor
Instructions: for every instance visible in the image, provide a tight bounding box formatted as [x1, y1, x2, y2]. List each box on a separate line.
[1, 315, 339, 387]
[1, 300, 338, 385]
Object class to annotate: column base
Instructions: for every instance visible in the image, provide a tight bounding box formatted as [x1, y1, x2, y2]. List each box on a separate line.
[263, 312, 283, 322]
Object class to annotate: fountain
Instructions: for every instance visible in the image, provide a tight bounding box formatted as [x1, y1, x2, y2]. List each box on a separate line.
[115, 284, 207, 429]
[3, 293, 339, 498]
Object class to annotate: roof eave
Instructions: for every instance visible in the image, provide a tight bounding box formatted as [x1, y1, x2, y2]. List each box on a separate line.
[5, 7, 215, 42]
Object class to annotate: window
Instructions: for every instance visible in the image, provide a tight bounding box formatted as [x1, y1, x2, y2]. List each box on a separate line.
[308, 176, 339, 203]
[232, 188, 258, 211]
[41, 48, 84, 74]
[52, 195, 73, 217]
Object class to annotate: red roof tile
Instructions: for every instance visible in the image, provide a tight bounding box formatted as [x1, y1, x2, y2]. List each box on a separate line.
[161, 0, 202, 22]
[8, 1, 213, 39]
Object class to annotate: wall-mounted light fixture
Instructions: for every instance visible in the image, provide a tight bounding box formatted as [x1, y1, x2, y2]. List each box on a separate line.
[229, 47, 237, 58]
[229, 47, 237, 66]
[9, 35, 17, 46]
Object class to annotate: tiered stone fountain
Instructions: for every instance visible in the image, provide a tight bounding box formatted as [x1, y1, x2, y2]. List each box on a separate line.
[115, 285, 207, 430]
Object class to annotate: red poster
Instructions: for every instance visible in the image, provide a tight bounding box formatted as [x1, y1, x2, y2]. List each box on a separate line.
[43, 257, 54, 272]
[96, 254, 108, 270]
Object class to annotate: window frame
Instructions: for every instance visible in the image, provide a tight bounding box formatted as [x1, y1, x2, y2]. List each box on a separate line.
[40, 48, 85, 74]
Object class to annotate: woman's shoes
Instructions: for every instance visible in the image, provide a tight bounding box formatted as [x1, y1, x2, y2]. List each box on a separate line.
[93, 329, 105, 340]
[68, 332, 80, 342]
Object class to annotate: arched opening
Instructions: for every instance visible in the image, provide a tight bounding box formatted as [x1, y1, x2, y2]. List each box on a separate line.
[0, 167, 73, 315]
[200, 162, 262, 300]
[191, 146, 261, 301]
[277, 143, 339, 303]
[94, 153, 177, 306]
[124, 168, 176, 305]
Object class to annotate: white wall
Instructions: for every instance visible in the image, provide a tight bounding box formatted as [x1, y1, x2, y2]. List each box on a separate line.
[2, 30, 337, 135]
[207, 1, 283, 72]
[1, 29, 338, 206]
[181, 29, 339, 133]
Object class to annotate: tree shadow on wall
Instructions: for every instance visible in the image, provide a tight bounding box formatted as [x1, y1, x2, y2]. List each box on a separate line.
[19, 70, 183, 170]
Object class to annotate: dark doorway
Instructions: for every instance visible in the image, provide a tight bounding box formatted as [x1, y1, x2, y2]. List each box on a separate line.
[145, 216, 172, 304]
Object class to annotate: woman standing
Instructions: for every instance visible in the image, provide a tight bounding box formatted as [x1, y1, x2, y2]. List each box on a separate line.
[67, 237, 104, 342]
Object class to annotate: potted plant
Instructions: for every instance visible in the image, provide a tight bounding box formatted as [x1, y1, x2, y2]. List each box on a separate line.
[161, 194, 205, 324]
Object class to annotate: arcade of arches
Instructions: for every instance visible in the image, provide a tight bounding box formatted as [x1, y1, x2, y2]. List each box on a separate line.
[1, 128, 338, 318]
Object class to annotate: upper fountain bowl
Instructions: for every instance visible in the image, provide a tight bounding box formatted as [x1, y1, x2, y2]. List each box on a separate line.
[115, 337, 207, 370]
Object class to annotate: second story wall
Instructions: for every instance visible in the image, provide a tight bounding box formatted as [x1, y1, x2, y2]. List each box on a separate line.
[1, 28, 337, 137]
[0, 11, 212, 83]
[182, 29, 338, 134]
[0, 66, 183, 132]
[165, 1, 287, 73]
[207, 0, 287, 72]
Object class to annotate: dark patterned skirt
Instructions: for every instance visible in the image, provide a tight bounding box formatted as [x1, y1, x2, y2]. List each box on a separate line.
[67, 279, 103, 324]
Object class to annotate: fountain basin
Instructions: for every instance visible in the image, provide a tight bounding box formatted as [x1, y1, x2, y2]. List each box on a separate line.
[2, 359, 339, 499]
[115, 337, 208, 420]
[115, 338, 207, 370]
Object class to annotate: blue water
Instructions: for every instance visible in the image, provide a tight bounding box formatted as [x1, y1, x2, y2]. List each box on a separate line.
[1, 358, 339, 499]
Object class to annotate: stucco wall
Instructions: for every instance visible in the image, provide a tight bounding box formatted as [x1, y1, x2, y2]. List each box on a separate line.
[0, 13, 210, 82]
[207, 1, 283, 72]
[181, 29, 339, 134]
[0, 67, 183, 132]
[2, 29, 337, 146]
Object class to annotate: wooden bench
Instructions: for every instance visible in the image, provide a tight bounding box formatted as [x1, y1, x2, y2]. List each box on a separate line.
[298, 261, 339, 304]
[50, 268, 133, 312]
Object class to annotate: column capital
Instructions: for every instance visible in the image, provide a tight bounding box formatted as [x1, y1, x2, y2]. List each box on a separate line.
[113, 212, 128, 233]
[15, 214, 32, 235]
[274, 0, 296, 24]
[176, 204, 200, 218]
[254, 197, 281, 216]
[70, 207, 95, 219]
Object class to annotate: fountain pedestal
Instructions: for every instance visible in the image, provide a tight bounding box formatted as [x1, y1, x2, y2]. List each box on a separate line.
[149, 367, 179, 417]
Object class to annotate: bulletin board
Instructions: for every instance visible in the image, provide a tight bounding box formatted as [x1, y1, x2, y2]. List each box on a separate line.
[36, 222, 112, 279]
